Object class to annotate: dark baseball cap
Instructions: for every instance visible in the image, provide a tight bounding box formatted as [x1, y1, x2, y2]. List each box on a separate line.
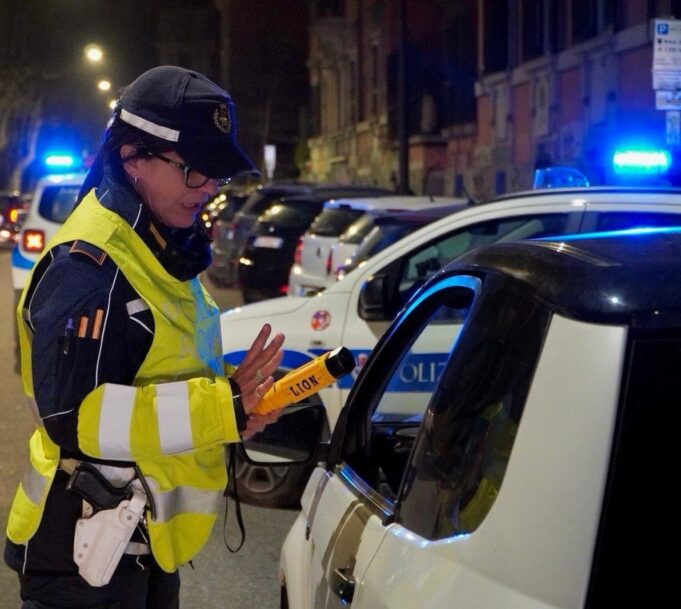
[118, 65, 259, 179]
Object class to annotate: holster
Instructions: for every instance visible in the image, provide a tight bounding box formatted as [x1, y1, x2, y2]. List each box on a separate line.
[66, 462, 148, 587]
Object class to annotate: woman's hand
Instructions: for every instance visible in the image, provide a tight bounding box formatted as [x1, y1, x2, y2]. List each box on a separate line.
[231, 323, 285, 415]
[240, 410, 283, 441]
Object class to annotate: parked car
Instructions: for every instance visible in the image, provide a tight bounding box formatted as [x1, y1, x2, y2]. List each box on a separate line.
[199, 181, 258, 237]
[207, 181, 317, 286]
[0, 192, 30, 248]
[10, 173, 85, 372]
[237, 186, 393, 303]
[221, 184, 681, 506]
[253, 226, 678, 609]
[288, 195, 466, 297]
[210, 182, 392, 287]
[11, 173, 86, 298]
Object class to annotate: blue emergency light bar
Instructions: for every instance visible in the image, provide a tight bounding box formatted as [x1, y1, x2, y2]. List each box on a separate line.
[44, 154, 76, 168]
[612, 149, 671, 175]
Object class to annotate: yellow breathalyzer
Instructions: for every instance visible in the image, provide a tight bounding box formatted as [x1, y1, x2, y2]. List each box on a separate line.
[252, 346, 356, 415]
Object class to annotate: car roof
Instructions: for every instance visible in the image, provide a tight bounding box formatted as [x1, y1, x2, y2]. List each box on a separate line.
[370, 203, 469, 222]
[487, 185, 681, 203]
[255, 182, 314, 195]
[447, 227, 681, 326]
[323, 195, 466, 212]
[310, 184, 393, 196]
[280, 188, 394, 204]
[32, 172, 87, 189]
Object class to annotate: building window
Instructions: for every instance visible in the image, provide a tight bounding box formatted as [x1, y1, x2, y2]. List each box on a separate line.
[483, 0, 508, 73]
[350, 59, 358, 124]
[454, 174, 464, 197]
[522, 0, 545, 60]
[495, 171, 506, 194]
[371, 43, 379, 116]
[572, 0, 617, 43]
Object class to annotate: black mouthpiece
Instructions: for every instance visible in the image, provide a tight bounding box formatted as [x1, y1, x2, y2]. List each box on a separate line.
[325, 346, 356, 378]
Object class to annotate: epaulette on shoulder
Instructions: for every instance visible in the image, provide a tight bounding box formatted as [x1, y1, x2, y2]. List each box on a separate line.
[68, 240, 108, 266]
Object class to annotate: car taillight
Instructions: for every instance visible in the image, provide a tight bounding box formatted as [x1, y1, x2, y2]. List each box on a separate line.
[23, 229, 45, 253]
[278, 284, 289, 295]
[294, 238, 304, 265]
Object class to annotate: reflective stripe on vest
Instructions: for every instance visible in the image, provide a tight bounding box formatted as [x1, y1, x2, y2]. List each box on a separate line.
[21, 458, 49, 505]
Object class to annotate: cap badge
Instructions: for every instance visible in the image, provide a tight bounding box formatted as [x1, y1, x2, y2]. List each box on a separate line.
[213, 103, 231, 134]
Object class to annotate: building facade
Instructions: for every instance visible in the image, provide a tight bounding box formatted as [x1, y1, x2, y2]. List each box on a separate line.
[306, 0, 681, 198]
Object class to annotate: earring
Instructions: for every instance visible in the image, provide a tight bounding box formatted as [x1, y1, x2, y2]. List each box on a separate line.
[134, 176, 138, 186]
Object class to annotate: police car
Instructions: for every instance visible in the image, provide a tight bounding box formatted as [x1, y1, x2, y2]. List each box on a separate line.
[11, 172, 86, 298]
[245, 226, 678, 609]
[221, 184, 681, 505]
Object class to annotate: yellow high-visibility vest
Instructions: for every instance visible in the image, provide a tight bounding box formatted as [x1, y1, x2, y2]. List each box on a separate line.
[8, 189, 240, 572]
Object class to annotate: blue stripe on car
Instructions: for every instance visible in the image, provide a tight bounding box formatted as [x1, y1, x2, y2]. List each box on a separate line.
[11, 246, 35, 270]
[223, 348, 447, 392]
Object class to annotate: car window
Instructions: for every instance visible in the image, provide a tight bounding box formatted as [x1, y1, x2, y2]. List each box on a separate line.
[240, 191, 279, 216]
[37, 185, 80, 223]
[263, 202, 322, 228]
[339, 214, 376, 244]
[345, 278, 479, 503]
[216, 203, 236, 222]
[594, 211, 681, 232]
[367, 222, 425, 256]
[310, 208, 365, 237]
[397, 213, 571, 304]
[396, 278, 550, 541]
[372, 301, 468, 425]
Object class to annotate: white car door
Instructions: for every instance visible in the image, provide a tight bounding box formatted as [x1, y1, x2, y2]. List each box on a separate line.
[302, 274, 481, 609]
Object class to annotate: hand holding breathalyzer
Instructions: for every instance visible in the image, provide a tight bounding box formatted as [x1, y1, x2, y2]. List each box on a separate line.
[232, 324, 285, 415]
[251, 347, 356, 415]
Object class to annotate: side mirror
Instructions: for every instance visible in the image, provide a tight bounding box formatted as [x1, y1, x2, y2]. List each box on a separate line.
[241, 403, 327, 465]
[358, 274, 390, 321]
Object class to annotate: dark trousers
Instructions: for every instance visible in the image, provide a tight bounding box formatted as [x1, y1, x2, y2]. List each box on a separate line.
[18, 563, 180, 609]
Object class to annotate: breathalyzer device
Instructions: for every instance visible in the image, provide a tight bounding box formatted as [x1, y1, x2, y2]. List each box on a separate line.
[252, 346, 356, 415]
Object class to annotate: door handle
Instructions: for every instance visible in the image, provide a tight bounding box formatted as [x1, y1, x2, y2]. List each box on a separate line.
[332, 566, 356, 603]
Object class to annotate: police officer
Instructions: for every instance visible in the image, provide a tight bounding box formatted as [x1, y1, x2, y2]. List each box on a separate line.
[4, 66, 284, 608]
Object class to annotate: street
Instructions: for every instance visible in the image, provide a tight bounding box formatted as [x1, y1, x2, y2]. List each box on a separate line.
[0, 250, 298, 608]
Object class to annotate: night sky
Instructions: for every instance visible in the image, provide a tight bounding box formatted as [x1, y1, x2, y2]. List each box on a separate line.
[0, 0, 205, 185]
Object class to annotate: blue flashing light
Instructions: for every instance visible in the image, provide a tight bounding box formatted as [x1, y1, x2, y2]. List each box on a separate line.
[533, 166, 590, 189]
[44, 153, 76, 168]
[612, 149, 671, 175]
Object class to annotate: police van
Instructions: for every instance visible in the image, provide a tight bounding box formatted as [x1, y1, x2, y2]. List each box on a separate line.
[221, 184, 681, 505]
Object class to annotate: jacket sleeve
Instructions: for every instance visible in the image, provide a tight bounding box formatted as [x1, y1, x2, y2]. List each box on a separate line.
[76, 376, 241, 461]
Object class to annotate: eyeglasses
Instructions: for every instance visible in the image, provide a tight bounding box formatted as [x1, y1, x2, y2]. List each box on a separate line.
[146, 152, 230, 188]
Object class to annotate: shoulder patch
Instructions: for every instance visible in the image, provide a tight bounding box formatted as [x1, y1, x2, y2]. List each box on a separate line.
[69, 240, 108, 266]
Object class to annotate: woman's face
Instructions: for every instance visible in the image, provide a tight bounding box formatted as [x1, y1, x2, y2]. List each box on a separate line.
[123, 147, 218, 229]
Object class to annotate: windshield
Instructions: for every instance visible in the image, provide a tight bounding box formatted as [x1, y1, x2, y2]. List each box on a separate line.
[310, 207, 365, 237]
[262, 201, 323, 229]
[339, 213, 376, 244]
[38, 185, 80, 223]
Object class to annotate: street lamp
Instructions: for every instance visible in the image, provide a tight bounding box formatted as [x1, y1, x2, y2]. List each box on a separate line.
[98, 79, 112, 92]
[84, 44, 104, 64]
